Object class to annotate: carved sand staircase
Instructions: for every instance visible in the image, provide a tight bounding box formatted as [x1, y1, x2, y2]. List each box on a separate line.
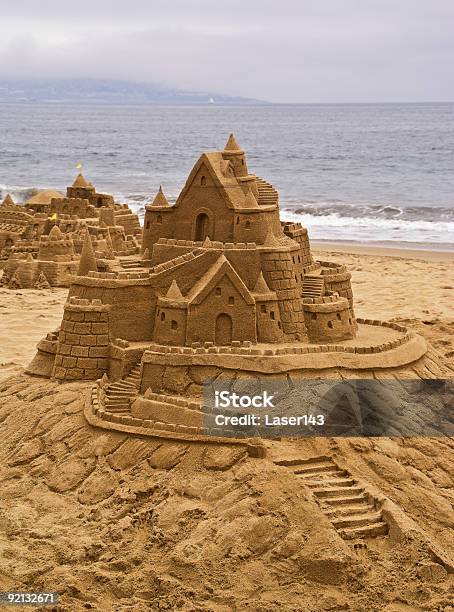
[276, 456, 388, 540]
[302, 274, 325, 299]
[255, 176, 279, 207]
[103, 363, 141, 414]
[119, 258, 142, 270]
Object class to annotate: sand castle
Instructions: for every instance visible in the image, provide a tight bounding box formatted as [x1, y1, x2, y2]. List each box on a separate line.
[0, 175, 141, 288]
[27, 135, 432, 443]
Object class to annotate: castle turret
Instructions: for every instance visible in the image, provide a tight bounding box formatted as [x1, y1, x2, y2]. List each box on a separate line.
[153, 280, 188, 346]
[252, 272, 284, 342]
[52, 297, 110, 381]
[142, 186, 174, 255]
[67, 173, 96, 200]
[222, 133, 249, 178]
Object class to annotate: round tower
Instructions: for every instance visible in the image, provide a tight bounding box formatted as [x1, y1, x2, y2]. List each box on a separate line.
[302, 294, 357, 343]
[52, 297, 110, 381]
[252, 272, 285, 343]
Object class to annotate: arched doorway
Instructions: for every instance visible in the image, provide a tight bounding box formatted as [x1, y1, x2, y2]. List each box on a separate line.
[194, 212, 209, 241]
[215, 313, 233, 346]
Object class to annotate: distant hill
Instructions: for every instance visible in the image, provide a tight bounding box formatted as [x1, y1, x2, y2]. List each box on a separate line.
[0, 78, 266, 105]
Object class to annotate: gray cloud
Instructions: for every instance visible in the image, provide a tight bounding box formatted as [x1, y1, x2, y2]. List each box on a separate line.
[0, 0, 453, 102]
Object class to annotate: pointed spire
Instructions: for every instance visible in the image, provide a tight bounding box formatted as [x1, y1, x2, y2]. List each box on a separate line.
[72, 173, 90, 188]
[202, 236, 212, 247]
[165, 279, 184, 300]
[224, 133, 242, 152]
[34, 271, 50, 290]
[78, 230, 97, 276]
[263, 229, 281, 248]
[48, 225, 63, 240]
[142, 247, 150, 260]
[244, 185, 259, 208]
[2, 194, 14, 206]
[151, 186, 169, 207]
[253, 272, 271, 294]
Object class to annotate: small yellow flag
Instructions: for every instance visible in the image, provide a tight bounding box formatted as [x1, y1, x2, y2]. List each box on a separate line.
[50, 212, 58, 220]
[76, 163, 83, 169]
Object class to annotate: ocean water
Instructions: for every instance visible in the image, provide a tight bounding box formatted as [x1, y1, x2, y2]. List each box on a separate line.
[0, 102, 453, 250]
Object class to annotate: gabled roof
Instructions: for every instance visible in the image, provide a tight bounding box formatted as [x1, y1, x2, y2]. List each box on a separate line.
[187, 254, 254, 306]
[175, 152, 254, 211]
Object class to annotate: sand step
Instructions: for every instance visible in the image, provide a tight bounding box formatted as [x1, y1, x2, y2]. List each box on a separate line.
[107, 389, 137, 397]
[312, 486, 365, 499]
[104, 406, 130, 414]
[294, 464, 341, 476]
[325, 503, 376, 518]
[305, 477, 356, 488]
[105, 398, 132, 406]
[302, 275, 325, 299]
[331, 512, 383, 530]
[109, 382, 137, 391]
[320, 493, 368, 506]
[339, 521, 388, 540]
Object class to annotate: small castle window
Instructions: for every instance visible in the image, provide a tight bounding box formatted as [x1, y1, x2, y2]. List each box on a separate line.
[201, 176, 207, 186]
[270, 311, 275, 320]
[156, 214, 162, 224]
[215, 287, 221, 296]
[294, 275, 298, 282]
[241, 159, 244, 165]
[161, 312, 165, 321]
[292, 256, 295, 264]
[278, 321, 282, 329]
[171, 320, 178, 330]
[311, 313, 317, 320]
[146, 221, 150, 229]
[236, 216, 240, 224]
[328, 321, 333, 329]
[349, 318, 352, 324]
[228, 296, 235, 305]
[260, 304, 267, 313]
[245, 220, 251, 229]
[337, 313, 342, 320]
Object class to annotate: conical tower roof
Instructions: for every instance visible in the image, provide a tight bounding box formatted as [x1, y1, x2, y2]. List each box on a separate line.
[78, 230, 97, 276]
[1, 194, 14, 206]
[72, 173, 90, 188]
[263, 228, 282, 248]
[151, 186, 169, 207]
[165, 279, 184, 300]
[252, 271, 271, 294]
[48, 225, 63, 240]
[224, 133, 242, 152]
[244, 185, 259, 208]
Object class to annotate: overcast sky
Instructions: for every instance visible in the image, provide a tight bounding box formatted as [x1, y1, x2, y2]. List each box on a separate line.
[0, 0, 453, 102]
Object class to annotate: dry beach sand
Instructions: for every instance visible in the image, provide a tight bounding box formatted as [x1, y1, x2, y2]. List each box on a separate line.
[0, 244, 453, 611]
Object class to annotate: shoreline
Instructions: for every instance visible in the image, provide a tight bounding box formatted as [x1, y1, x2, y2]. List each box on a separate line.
[311, 240, 454, 261]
